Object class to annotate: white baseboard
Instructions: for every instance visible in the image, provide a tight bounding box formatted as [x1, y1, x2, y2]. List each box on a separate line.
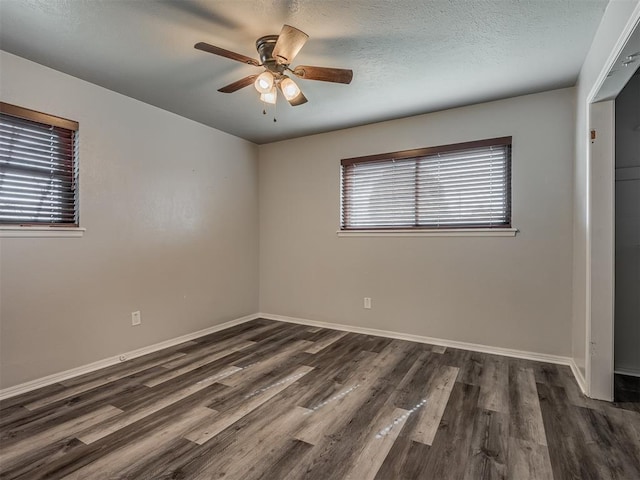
[615, 368, 640, 378]
[0, 311, 590, 401]
[259, 312, 575, 367]
[570, 359, 588, 395]
[0, 313, 259, 401]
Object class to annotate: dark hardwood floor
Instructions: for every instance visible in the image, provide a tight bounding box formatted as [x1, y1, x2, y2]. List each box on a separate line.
[1, 319, 639, 479]
[615, 373, 640, 414]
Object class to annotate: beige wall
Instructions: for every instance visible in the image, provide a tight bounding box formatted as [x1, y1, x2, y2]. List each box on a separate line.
[0, 52, 259, 388]
[0, 49, 585, 390]
[259, 88, 575, 356]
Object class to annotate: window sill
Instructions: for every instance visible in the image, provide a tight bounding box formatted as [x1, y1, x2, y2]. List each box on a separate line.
[0, 226, 86, 238]
[336, 227, 519, 237]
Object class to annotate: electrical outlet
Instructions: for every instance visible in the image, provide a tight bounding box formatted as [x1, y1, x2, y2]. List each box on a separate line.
[364, 297, 372, 309]
[131, 311, 141, 326]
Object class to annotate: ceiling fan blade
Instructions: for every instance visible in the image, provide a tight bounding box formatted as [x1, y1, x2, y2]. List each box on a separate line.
[273, 25, 309, 65]
[218, 75, 259, 93]
[195, 42, 260, 66]
[293, 65, 353, 84]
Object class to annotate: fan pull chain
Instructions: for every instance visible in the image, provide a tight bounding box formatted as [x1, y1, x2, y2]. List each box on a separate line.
[259, 99, 277, 123]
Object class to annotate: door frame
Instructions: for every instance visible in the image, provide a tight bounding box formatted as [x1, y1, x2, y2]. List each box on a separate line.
[587, 100, 615, 401]
[585, 8, 640, 401]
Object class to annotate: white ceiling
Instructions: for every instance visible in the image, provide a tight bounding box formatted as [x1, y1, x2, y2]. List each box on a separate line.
[0, 0, 608, 144]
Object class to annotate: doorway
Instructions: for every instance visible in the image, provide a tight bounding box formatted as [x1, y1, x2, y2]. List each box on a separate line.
[588, 15, 640, 402]
[614, 69, 640, 410]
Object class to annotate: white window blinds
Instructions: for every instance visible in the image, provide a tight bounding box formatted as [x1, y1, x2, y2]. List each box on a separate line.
[341, 137, 511, 230]
[0, 103, 79, 226]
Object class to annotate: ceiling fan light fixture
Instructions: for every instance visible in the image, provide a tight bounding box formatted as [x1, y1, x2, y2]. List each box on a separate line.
[260, 87, 277, 104]
[280, 77, 301, 101]
[195, 24, 354, 108]
[254, 71, 274, 93]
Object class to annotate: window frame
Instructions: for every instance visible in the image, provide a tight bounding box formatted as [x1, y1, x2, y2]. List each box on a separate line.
[0, 102, 84, 237]
[339, 137, 516, 236]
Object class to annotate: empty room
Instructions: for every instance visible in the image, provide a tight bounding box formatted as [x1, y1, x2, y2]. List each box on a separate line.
[0, 1, 639, 479]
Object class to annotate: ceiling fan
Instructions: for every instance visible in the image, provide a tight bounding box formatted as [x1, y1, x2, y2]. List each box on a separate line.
[195, 24, 353, 107]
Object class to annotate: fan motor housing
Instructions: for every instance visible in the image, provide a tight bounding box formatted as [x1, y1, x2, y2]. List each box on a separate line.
[256, 35, 287, 73]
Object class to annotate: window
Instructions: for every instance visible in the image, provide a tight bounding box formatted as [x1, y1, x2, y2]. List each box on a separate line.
[340, 137, 512, 230]
[0, 102, 79, 226]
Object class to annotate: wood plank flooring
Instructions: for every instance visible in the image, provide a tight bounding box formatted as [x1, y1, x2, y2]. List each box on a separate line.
[615, 374, 640, 414]
[1, 319, 639, 479]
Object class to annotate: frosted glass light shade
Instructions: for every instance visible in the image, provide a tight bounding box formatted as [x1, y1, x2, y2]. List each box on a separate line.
[280, 77, 301, 100]
[260, 87, 277, 104]
[254, 72, 274, 94]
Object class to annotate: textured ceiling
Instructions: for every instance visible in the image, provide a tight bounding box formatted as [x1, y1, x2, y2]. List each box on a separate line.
[0, 0, 608, 144]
